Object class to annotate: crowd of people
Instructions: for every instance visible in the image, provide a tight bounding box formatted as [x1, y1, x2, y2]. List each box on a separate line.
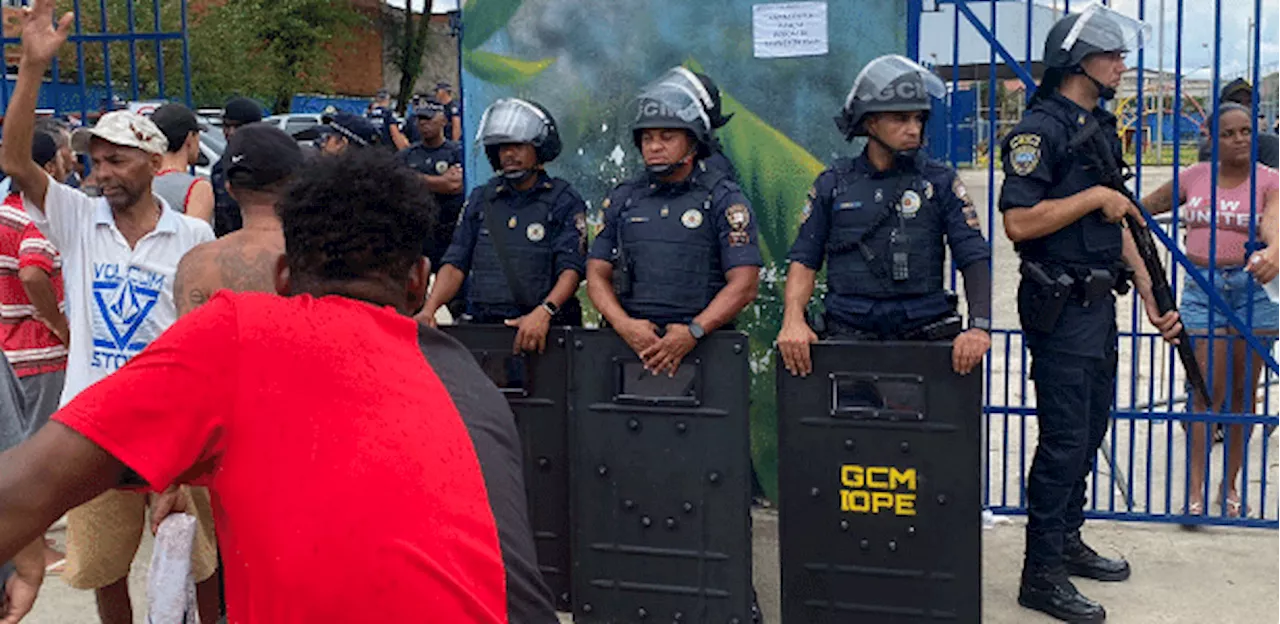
[0, 0, 1274, 623]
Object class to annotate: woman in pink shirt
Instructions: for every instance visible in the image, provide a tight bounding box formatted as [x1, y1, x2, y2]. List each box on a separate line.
[1142, 103, 1279, 519]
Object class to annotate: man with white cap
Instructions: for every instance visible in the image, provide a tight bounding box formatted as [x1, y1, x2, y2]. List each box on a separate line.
[0, 1, 218, 621]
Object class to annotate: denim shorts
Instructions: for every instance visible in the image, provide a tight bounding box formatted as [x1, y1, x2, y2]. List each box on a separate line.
[1180, 265, 1278, 332]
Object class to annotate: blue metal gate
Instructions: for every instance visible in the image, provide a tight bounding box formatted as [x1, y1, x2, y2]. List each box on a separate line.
[0, 0, 193, 120]
[917, 0, 1279, 528]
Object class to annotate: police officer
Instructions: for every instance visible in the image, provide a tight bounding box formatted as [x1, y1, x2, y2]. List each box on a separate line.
[316, 112, 381, 155]
[397, 98, 465, 272]
[776, 54, 993, 378]
[586, 76, 762, 375]
[416, 98, 586, 354]
[650, 66, 739, 183]
[999, 6, 1181, 621]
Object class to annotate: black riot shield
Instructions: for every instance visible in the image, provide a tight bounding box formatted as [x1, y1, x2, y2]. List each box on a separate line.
[570, 329, 753, 623]
[777, 341, 982, 623]
[443, 324, 574, 610]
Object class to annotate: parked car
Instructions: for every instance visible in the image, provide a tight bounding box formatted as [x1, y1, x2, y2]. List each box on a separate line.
[264, 113, 325, 143]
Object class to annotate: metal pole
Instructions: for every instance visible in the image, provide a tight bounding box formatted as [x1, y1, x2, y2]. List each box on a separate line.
[1157, 0, 1165, 163]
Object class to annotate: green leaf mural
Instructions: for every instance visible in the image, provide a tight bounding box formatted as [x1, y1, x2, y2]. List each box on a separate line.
[461, 0, 525, 51]
[462, 50, 555, 86]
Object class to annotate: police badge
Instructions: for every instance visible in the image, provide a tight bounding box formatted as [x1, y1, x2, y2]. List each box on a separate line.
[1008, 134, 1043, 176]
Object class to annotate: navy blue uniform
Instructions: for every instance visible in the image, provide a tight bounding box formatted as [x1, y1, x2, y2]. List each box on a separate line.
[442, 172, 587, 324]
[443, 100, 462, 141]
[703, 140, 740, 184]
[398, 140, 466, 269]
[210, 156, 241, 237]
[589, 164, 763, 327]
[999, 93, 1126, 571]
[788, 151, 989, 337]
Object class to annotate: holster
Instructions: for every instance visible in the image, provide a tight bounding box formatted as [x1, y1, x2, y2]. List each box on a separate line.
[612, 254, 633, 296]
[1020, 261, 1074, 333]
[901, 314, 964, 341]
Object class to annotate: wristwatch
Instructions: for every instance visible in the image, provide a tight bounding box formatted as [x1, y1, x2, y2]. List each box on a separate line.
[688, 321, 707, 340]
[969, 316, 992, 332]
[541, 300, 560, 316]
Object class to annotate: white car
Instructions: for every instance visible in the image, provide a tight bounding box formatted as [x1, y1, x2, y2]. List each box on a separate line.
[263, 113, 326, 142]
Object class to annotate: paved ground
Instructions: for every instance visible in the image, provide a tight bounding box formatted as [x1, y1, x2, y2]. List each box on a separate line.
[26, 509, 1278, 623]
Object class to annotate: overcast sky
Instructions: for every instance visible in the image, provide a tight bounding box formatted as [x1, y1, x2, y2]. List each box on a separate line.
[1105, 0, 1277, 80]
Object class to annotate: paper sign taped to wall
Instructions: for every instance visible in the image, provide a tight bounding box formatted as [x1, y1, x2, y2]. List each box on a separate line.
[753, 2, 828, 58]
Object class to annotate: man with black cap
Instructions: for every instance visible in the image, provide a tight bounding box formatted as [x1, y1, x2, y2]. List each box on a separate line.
[397, 98, 464, 273]
[151, 102, 214, 223]
[1198, 78, 1279, 168]
[212, 97, 264, 237]
[435, 81, 462, 141]
[317, 112, 381, 155]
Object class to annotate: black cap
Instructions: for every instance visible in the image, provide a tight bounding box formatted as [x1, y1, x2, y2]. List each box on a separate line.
[414, 98, 446, 117]
[31, 131, 59, 167]
[435, 81, 452, 92]
[225, 122, 304, 191]
[223, 97, 264, 125]
[151, 103, 200, 153]
[321, 112, 379, 147]
[376, 89, 390, 99]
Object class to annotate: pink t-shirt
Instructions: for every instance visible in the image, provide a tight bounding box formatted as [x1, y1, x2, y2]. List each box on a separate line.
[1178, 162, 1278, 266]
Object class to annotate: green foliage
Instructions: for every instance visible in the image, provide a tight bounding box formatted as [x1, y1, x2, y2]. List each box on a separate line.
[59, 0, 364, 112]
[462, 49, 553, 86]
[387, 0, 436, 114]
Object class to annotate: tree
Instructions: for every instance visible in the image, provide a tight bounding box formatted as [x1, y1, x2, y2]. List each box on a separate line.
[190, 0, 366, 113]
[386, 0, 434, 115]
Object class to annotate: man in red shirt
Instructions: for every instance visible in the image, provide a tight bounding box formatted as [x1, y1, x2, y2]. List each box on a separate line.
[0, 140, 556, 621]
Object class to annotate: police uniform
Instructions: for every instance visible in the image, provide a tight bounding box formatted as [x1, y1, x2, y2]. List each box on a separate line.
[790, 150, 989, 337]
[590, 163, 761, 328]
[442, 171, 586, 324]
[1002, 6, 1145, 621]
[397, 139, 465, 268]
[703, 140, 740, 184]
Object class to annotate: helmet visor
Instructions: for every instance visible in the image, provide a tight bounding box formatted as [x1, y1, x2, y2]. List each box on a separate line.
[845, 54, 946, 110]
[647, 67, 715, 113]
[476, 98, 547, 146]
[1061, 2, 1150, 54]
[633, 82, 710, 130]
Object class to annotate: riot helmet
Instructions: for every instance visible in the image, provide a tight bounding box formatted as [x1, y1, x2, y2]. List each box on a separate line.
[476, 98, 562, 182]
[835, 54, 945, 142]
[655, 66, 734, 129]
[1042, 2, 1149, 100]
[631, 77, 714, 176]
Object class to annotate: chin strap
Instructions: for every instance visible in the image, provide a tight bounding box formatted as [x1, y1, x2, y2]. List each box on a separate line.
[1076, 66, 1116, 101]
[645, 145, 698, 179]
[501, 168, 536, 183]
[867, 133, 920, 169]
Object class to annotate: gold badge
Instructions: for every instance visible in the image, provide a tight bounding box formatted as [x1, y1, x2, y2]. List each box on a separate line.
[899, 190, 922, 218]
[726, 203, 751, 231]
[526, 222, 545, 242]
[507, 216, 518, 229]
[1008, 133, 1043, 176]
[681, 209, 703, 229]
[434, 161, 449, 174]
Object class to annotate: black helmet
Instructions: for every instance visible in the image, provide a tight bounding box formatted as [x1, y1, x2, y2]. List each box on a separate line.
[476, 98, 562, 172]
[654, 66, 733, 129]
[835, 54, 945, 141]
[1043, 3, 1147, 70]
[631, 78, 714, 157]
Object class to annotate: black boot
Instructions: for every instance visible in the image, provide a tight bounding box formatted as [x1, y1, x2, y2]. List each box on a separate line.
[1064, 532, 1131, 582]
[1018, 566, 1107, 622]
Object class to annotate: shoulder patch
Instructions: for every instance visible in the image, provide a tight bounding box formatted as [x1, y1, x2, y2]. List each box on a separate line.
[726, 203, 751, 231]
[1008, 134, 1043, 176]
[953, 178, 981, 231]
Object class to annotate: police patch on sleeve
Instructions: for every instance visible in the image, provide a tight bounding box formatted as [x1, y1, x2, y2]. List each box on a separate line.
[801, 199, 813, 224]
[726, 204, 751, 231]
[575, 213, 587, 253]
[953, 178, 981, 230]
[1008, 134, 1043, 176]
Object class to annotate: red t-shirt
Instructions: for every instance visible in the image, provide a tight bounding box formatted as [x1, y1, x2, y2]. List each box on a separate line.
[53, 292, 523, 623]
[0, 193, 66, 377]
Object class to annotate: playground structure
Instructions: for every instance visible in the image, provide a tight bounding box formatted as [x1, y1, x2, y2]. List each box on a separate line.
[1115, 92, 1208, 156]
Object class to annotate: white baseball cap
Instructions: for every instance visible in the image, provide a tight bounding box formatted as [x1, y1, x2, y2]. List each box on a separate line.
[71, 111, 168, 155]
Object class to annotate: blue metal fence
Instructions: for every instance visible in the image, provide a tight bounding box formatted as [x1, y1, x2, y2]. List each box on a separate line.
[921, 0, 1279, 528]
[0, 0, 193, 119]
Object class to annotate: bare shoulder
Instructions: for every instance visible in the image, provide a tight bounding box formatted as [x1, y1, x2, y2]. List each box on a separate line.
[209, 231, 284, 295]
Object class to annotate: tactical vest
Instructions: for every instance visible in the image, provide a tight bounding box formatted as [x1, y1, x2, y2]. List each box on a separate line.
[469, 178, 568, 308]
[617, 172, 726, 319]
[824, 159, 946, 298]
[1013, 111, 1124, 268]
